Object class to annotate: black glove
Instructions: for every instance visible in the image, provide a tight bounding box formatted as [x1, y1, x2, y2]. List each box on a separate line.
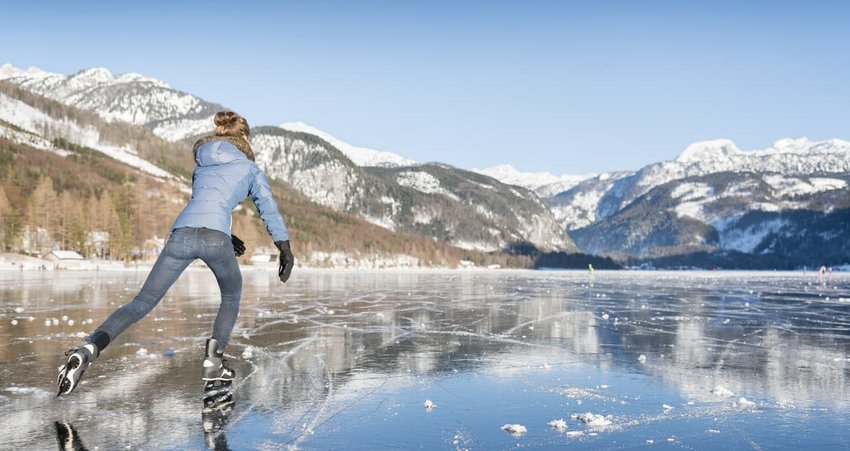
[231, 234, 246, 257]
[275, 240, 294, 283]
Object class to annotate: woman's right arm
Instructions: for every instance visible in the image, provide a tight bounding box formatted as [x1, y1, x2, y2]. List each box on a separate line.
[248, 168, 289, 243]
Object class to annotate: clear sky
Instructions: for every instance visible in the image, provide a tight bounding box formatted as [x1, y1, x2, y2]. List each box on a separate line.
[1, 1, 849, 174]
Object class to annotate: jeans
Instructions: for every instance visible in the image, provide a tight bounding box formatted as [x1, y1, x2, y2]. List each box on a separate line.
[91, 227, 242, 353]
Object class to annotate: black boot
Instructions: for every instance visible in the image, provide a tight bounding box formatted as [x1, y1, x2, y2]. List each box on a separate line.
[56, 343, 98, 396]
[202, 338, 235, 383]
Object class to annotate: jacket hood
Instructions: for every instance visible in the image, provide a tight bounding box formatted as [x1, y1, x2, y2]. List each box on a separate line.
[193, 135, 255, 163]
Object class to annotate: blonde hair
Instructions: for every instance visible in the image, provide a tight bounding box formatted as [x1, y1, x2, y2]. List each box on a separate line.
[193, 111, 255, 161]
[214, 111, 250, 139]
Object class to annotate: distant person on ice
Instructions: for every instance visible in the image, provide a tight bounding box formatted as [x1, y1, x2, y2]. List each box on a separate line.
[57, 111, 294, 396]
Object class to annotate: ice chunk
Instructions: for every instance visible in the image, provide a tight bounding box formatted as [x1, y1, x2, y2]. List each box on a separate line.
[10, 319, 17, 326]
[501, 424, 527, 436]
[548, 419, 568, 431]
[424, 399, 435, 410]
[571, 412, 613, 427]
[712, 386, 734, 398]
[638, 354, 647, 363]
[663, 404, 673, 412]
[737, 397, 756, 409]
[14, 307, 23, 313]
[566, 431, 585, 438]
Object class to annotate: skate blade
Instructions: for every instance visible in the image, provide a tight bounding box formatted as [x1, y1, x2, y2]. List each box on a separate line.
[203, 392, 234, 412]
[203, 379, 233, 390]
[203, 385, 232, 398]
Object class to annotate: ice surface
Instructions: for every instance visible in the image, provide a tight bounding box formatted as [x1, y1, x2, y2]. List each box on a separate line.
[0, 269, 849, 449]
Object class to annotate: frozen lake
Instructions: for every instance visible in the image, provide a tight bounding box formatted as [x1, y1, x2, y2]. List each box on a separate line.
[1, 269, 849, 449]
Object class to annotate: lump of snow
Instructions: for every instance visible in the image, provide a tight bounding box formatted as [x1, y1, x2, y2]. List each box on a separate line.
[566, 431, 585, 438]
[548, 419, 568, 431]
[136, 348, 149, 357]
[571, 412, 613, 427]
[712, 386, 734, 398]
[501, 424, 528, 436]
[662, 404, 673, 412]
[737, 397, 756, 409]
[242, 347, 254, 359]
[14, 307, 24, 313]
[638, 354, 647, 363]
[10, 319, 18, 326]
[424, 399, 435, 410]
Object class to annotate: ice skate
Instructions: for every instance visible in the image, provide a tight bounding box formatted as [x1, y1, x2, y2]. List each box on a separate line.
[56, 343, 98, 396]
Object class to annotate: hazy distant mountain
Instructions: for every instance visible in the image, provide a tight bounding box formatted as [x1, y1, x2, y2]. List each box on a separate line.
[558, 138, 850, 265]
[472, 164, 594, 197]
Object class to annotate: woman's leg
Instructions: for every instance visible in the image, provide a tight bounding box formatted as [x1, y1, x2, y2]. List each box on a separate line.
[91, 230, 194, 347]
[198, 229, 242, 353]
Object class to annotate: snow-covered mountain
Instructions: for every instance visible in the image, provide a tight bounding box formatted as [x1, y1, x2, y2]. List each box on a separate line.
[252, 127, 572, 252]
[280, 122, 415, 168]
[548, 138, 850, 231]
[472, 164, 593, 197]
[0, 64, 571, 251]
[0, 64, 222, 141]
[0, 84, 176, 180]
[555, 138, 850, 263]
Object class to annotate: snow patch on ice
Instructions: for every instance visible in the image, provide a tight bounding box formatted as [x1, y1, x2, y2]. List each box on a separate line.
[548, 419, 568, 431]
[737, 397, 756, 409]
[571, 412, 613, 427]
[5, 386, 51, 398]
[501, 423, 528, 436]
[712, 386, 735, 398]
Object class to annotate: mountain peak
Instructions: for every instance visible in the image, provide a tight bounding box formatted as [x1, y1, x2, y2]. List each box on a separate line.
[279, 121, 416, 167]
[472, 164, 593, 193]
[72, 67, 114, 82]
[675, 139, 740, 163]
[772, 137, 811, 152]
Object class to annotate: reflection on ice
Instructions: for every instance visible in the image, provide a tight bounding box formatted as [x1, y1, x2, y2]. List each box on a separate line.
[0, 270, 849, 449]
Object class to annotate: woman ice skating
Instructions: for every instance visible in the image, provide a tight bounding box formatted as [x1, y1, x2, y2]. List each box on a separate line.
[56, 111, 295, 396]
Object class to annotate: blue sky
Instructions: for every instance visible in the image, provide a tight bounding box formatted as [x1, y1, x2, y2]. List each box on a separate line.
[2, 1, 849, 174]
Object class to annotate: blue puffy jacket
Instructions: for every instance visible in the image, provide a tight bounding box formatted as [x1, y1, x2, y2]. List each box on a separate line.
[171, 139, 288, 242]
